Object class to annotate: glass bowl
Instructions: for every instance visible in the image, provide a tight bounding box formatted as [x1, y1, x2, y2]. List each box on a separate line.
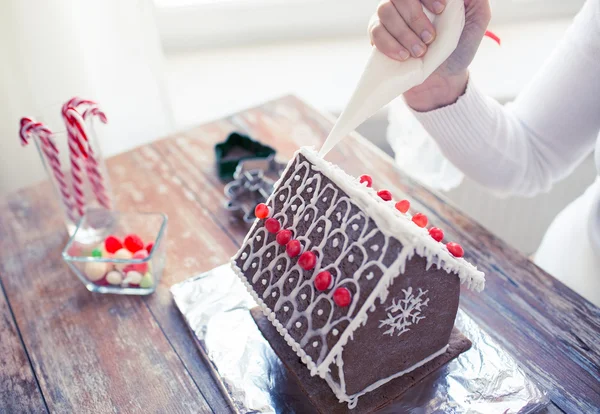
[62, 209, 168, 295]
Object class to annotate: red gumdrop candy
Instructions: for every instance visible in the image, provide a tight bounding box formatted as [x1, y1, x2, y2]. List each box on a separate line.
[286, 240, 302, 257]
[298, 251, 317, 271]
[276, 229, 292, 245]
[314, 271, 332, 291]
[377, 190, 392, 201]
[412, 213, 428, 228]
[265, 218, 281, 234]
[145, 242, 154, 253]
[104, 235, 123, 254]
[446, 242, 464, 258]
[333, 287, 352, 307]
[395, 199, 410, 214]
[429, 227, 444, 242]
[124, 234, 144, 253]
[359, 175, 373, 188]
[255, 203, 270, 219]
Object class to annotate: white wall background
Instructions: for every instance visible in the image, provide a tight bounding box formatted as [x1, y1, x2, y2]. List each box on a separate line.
[0, 0, 173, 195]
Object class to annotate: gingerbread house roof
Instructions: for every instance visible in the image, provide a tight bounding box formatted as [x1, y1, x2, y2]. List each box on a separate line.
[231, 147, 485, 379]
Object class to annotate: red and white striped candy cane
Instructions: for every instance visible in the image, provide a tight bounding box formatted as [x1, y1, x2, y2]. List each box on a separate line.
[81, 106, 111, 209]
[19, 117, 78, 222]
[62, 107, 88, 216]
[62, 99, 111, 210]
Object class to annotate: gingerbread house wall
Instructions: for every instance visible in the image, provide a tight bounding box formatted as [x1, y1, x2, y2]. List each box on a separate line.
[327, 255, 460, 396]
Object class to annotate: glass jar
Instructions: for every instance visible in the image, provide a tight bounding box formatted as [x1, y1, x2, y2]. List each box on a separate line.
[62, 210, 168, 295]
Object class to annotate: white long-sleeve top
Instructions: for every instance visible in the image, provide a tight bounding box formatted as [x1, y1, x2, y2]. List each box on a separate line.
[410, 0, 600, 305]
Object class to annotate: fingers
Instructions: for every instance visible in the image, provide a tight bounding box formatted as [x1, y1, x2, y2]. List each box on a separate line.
[391, 0, 437, 45]
[377, 1, 428, 58]
[369, 18, 411, 61]
[421, 0, 446, 15]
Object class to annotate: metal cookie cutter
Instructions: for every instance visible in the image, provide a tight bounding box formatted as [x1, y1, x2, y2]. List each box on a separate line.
[215, 132, 276, 180]
[224, 155, 287, 223]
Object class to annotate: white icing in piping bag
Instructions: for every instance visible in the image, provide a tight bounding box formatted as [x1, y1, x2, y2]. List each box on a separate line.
[319, 0, 465, 157]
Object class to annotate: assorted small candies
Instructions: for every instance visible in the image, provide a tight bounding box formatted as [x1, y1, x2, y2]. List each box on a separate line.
[83, 233, 155, 289]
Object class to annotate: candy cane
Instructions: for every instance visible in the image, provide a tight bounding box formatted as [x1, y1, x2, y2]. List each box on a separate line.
[19, 117, 78, 222]
[62, 99, 111, 210]
[62, 107, 89, 216]
[81, 106, 111, 209]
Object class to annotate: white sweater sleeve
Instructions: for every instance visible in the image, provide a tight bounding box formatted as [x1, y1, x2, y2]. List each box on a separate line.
[411, 0, 600, 197]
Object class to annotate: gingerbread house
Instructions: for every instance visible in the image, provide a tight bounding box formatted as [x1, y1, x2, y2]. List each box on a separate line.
[231, 147, 485, 408]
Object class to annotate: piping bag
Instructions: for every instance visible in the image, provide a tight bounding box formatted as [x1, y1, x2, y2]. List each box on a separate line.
[319, 0, 465, 157]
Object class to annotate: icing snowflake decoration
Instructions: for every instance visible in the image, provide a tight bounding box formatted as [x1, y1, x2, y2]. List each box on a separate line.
[379, 287, 429, 337]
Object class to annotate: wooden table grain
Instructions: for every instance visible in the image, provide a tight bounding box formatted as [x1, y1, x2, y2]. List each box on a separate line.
[1, 96, 598, 413]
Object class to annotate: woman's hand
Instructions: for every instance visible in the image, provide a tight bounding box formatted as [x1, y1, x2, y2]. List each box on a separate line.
[369, 0, 491, 111]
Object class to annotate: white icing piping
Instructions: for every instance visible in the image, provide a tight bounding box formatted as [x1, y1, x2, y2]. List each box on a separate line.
[325, 344, 450, 408]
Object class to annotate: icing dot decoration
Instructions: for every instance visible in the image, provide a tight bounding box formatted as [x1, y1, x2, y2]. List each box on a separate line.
[286, 240, 302, 257]
[265, 218, 281, 234]
[412, 213, 428, 228]
[276, 229, 293, 245]
[359, 174, 372, 187]
[333, 287, 352, 307]
[295, 321, 302, 328]
[314, 270, 332, 291]
[255, 203, 270, 219]
[447, 242, 464, 258]
[429, 227, 444, 242]
[298, 251, 317, 271]
[395, 199, 410, 214]
[377, 190, 392, 201]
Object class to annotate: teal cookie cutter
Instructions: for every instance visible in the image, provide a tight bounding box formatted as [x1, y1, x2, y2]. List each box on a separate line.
[215, 132, 276, 180]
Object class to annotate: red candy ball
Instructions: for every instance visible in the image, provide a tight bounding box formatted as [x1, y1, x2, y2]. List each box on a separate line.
[286, 240, 302, 257]
[298, 251, 317, 271]
[429, 227, 444, 242]
[395, 199, 410, 214]
[359, 175, 373, 188]
[412, 213, 428, 228]
[104, 235, 123, 254]
[265, 218, 281, 234]
[276, 229, 292, 245]
[124, 234, 144, 253]
[314, 271, 332, 291]
[446, 242, 464, 258]
[333, 287, 352, 307]
[377, 190, 392, 201]
[145, 242, 154, 253]
[255, 203, 270, 219]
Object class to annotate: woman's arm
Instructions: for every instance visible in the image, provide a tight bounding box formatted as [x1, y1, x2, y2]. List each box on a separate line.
[406, 0, 600, 196]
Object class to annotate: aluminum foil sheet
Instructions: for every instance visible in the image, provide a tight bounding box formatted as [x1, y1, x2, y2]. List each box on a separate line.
[172, 265, 548, 413]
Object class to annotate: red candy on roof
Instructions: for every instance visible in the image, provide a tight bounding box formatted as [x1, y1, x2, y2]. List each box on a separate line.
[276, 229, 292, 245]
[265, 218, 281, 234]
[359, 175, 373, 187]
[377, 190, 392, 201]
[429, 227, 444, 242]
[333, 287, 352, 307]
[298, 251, 317, 271]
[255, 203, 270, 219]
[446, 242, 464, 258]
[286, 240, 302, 257]
[412, 213, 428, 228]
[314, 271, 332, 291]
[395, 200, 410, 213]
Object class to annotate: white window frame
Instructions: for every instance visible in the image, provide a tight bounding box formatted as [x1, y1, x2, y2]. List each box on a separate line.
[155, 0, 585, 52]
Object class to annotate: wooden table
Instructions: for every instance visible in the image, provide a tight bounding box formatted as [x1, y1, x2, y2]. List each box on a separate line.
[1, 96, 598, 413]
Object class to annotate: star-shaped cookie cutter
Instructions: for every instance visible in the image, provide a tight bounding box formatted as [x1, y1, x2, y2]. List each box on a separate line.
[224, 155, 287, 223]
